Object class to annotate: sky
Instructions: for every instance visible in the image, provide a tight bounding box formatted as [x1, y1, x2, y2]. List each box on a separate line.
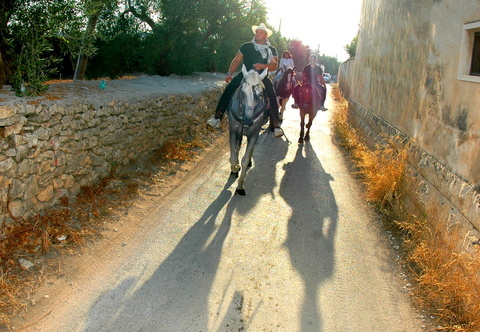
[264, 0, 363, 62]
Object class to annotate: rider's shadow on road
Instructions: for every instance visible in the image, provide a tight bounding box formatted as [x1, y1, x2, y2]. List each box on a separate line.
[280, 142, 338, 332]
[83, 180, 243, 332]
[234, 130, 289, 215]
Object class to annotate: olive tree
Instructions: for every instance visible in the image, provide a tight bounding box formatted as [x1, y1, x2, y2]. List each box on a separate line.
[8, 0, 84, 95]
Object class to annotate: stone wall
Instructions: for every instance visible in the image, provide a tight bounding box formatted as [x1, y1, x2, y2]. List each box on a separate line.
[338, 0, 480, 252]
[349, 0, 480, 185]
[344, 98, 480, 253]
[0, 75, 224, 223]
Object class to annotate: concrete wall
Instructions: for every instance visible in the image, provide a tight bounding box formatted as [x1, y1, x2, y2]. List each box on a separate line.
[0, 75, 223, 223]
[339, 0, 480, 251]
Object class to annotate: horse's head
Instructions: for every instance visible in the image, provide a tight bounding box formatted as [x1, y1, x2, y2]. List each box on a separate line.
[238, 65, 268, 122]
[241, 64, 267, 91]
[299, 83, 313, 105]
[283, 67, 295, 91]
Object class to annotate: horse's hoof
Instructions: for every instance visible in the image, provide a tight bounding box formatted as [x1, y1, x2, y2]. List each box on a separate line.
[230, 172, 239, 178]
[305, 135, 310, 141]
[298, 138, 304, 144]
[235, 188, 246, 196]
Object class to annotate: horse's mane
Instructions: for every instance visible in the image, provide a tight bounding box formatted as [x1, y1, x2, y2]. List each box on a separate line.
[274, 67, 295, 96]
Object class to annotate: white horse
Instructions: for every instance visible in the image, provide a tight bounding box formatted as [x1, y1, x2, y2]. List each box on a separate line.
[227, 65, 269, 196]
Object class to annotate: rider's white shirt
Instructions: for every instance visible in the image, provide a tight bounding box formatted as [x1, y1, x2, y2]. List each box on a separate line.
[279, 58, 294, 70]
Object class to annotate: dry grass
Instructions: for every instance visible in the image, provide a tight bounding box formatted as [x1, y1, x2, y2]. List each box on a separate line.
[330, 84, 480, 331]
[0, 131, 220, 331]
[397, 219, 480, 331]
[156, 140, 203, 162]
[44, 74, 139, 85]
[330, 87, 405, 214]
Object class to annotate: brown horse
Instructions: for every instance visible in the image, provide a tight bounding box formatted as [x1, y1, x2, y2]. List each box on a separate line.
[295, 81, 323, 144]
[273, 67, 296, 122]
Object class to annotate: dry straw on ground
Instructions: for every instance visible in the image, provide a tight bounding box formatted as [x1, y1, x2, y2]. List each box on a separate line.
[330, 84, 480, 332]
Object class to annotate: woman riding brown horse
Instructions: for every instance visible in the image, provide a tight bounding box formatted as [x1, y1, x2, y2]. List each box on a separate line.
[273, 67, 296, 122]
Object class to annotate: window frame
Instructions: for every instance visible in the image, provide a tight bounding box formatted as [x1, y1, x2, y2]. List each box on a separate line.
[470, 31, 480, 76]
[458, 20, 480, 83]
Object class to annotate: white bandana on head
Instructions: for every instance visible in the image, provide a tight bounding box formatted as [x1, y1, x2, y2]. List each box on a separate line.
[251, 38, 273, 64]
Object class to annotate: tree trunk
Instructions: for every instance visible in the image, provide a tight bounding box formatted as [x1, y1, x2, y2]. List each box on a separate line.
[73, 54, 88, 81]
[0, 50, 9, 86]
[126, 3, 157, 31]
[0, 0, 19, 85]
[73, 13, 100, 80]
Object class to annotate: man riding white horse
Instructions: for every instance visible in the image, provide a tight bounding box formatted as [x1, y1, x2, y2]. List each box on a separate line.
[207, 23, 284, 138]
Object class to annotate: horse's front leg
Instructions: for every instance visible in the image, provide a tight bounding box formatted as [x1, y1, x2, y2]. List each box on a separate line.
[277, 97, 284, 122]
[281, 97, 289, 121]
[299, 111, 306, 144]
[304, 110, 317, 141]
[235, 133, 259, 196]
[229, 131, 242, 178]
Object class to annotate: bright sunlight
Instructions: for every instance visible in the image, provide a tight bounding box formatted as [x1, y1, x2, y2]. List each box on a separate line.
[264, 0, 362, 61]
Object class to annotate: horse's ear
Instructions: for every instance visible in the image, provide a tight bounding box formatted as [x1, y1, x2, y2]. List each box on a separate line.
[242, 64, 248, 77]
[259, 68, 268, 80]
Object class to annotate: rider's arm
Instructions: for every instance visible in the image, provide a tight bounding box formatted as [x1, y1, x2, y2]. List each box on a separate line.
[225, 52, 244, 83]
[268, 56, 278, 71]
[228, 52, 243, 74]
[253, 56, 278, 72]
[318, 74, 326, 85]
[317, 66, 326, 85]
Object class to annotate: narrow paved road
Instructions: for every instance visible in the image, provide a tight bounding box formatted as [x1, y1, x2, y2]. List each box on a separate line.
[18, 87, 424, 332]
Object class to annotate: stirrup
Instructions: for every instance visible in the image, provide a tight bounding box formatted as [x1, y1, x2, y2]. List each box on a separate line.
[273, 127, 284, 138]
[207, 116, 221, 128]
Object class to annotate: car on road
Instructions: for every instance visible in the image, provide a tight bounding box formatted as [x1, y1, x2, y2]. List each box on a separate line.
[323, 73, 331, 83]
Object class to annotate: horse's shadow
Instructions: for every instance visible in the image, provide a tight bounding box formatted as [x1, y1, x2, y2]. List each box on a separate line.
[233, 127, 289, 215]
[280, 142, 338, 332]
[83, 179, 242, 331]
